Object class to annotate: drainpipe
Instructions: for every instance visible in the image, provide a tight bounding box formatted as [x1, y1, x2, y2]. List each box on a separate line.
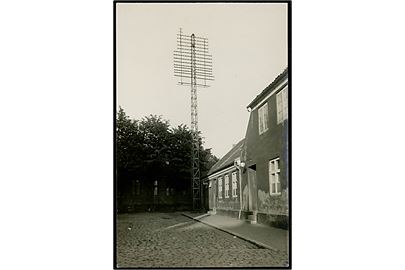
[238, 166, 242, 219]
[232, 164, 242, 219]
[235, 161, 245, 220]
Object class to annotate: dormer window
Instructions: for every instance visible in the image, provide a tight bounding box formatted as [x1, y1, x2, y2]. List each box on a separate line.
[276, 87, 288, 124]
[258, 102, 269, 135]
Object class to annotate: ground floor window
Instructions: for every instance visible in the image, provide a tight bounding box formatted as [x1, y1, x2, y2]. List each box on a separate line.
[224, 175, 229, 198]
[269, 158, 281, 195]
[218, 177, 222, 199]
[231, 171, 237, 197]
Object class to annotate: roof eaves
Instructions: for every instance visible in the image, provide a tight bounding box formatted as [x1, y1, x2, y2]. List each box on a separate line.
[247, 68, 288, 109]
[207, 139, 244, 176]
[207, 164, 235, 178]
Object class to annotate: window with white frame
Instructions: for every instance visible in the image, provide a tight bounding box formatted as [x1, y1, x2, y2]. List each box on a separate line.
[276, 87, 288, 124]
[218, 177, 222, 199]
[258, 102, 269, 135]
[269, 158, 281, 195]
[231, 171, 238, 197]
[224, 175, 229, 198]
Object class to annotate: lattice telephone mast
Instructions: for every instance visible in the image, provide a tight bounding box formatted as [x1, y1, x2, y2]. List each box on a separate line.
[174, 28, 214, 210]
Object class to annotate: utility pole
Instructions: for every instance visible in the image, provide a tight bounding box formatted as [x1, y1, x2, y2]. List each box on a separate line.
[174, 28, 214, 210]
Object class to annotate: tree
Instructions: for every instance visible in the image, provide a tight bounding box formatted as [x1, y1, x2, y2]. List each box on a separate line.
[200, 146, 219, 178]
[116, 107, 219, 209]
[116, 107, 140, 196]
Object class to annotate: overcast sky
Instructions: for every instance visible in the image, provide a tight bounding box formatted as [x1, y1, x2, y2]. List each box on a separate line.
[116, 3, 288, 158]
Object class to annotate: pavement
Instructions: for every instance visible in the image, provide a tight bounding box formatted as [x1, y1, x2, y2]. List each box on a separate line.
[182, 211, 289, 252]
[116, 212, 289, 268]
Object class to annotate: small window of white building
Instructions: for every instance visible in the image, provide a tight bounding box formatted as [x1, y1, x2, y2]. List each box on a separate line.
[224, 175, 229, 198]
[258, 102, 269, 135]
[269, 158, 281, 195]
[218, 177, 222, 199]
[276, 87, 288, 124]
[231, 171, 238, 197]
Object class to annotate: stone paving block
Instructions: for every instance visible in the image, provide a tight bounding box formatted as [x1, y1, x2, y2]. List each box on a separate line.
[116, 212, 288, 268]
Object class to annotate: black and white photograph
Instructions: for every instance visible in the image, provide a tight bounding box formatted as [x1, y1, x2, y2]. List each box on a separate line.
[114, 2, 290, 268]
[4, 1, 405, 270]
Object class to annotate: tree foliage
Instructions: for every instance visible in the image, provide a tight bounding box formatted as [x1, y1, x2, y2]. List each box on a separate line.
[116, 107, 218, 197]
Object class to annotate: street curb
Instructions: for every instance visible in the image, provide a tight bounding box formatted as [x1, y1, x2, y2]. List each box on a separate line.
[181, 213, 279, 251]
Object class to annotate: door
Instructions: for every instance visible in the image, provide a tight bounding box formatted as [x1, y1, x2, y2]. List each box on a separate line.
[247, 166, 257, 212]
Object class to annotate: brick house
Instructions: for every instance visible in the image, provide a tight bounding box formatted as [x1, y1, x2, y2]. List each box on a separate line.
[207, 68, 289, 228]
[243, 68, 289, 228]
[206, 139, 245, 218]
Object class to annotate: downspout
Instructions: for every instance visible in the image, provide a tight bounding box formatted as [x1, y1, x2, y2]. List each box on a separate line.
[237, 165, 243, 219]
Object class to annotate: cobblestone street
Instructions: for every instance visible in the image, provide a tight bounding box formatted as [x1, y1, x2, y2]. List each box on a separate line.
[116, 212, 288, 268]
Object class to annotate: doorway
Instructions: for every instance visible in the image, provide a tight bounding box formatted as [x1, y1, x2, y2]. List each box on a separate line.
[247, 165, 257, 212]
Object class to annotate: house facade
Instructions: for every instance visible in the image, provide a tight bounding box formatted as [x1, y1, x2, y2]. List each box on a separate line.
[206, 139, 245, 219]
[243, 68, 289, 228]
[207, 68, 289, 228]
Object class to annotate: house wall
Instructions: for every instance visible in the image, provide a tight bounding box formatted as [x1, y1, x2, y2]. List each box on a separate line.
[244, 85, 289, 227]
[209, 168, 241, 215]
